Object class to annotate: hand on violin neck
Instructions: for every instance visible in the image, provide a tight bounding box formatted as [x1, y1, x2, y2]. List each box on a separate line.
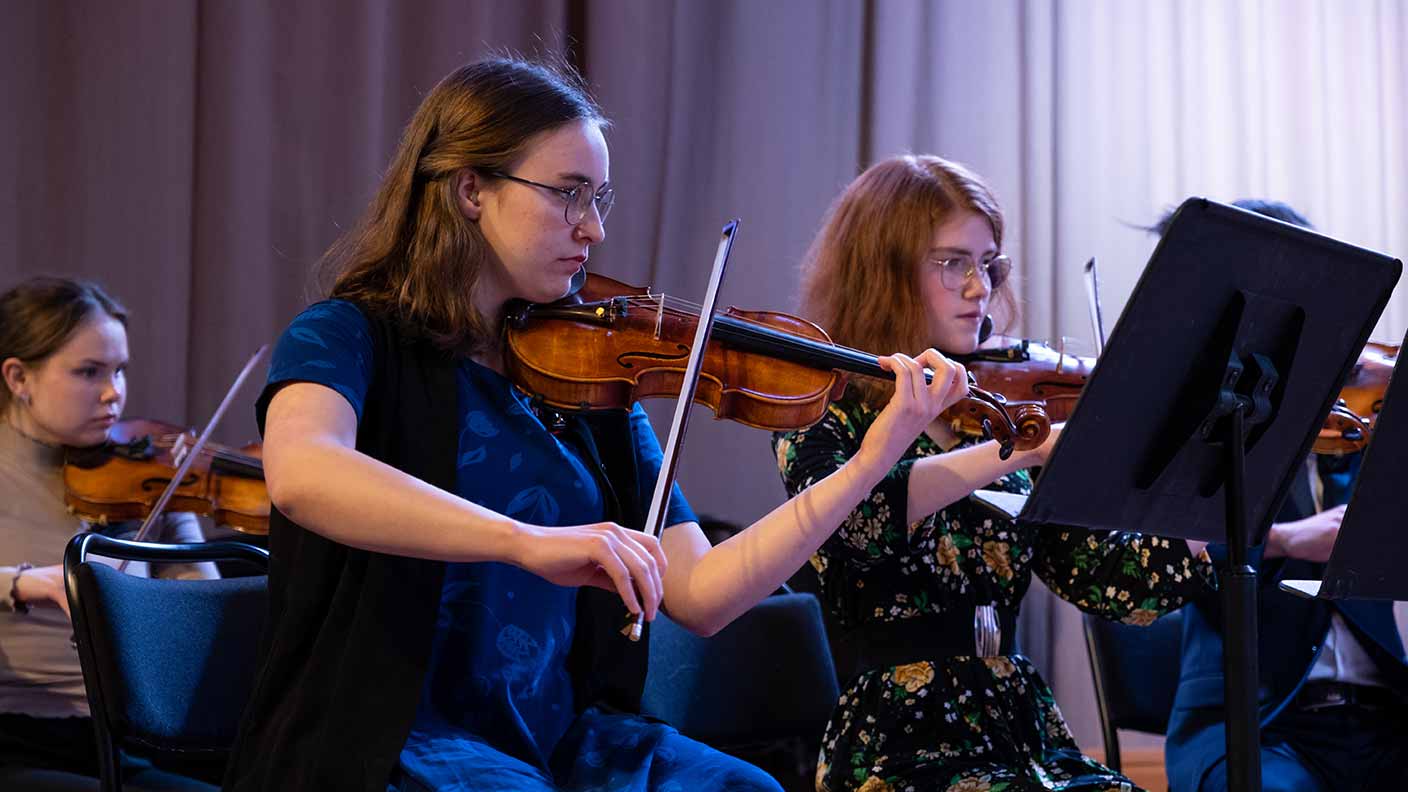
[853, 349, 968, 480]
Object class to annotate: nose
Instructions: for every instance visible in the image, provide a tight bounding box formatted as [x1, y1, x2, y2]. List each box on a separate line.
[101, 374, 124, 406]
[963, 267, 992, 300]
[574, 203, 606, 245]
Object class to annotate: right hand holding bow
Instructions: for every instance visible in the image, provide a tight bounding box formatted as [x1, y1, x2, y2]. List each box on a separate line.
[510, 521, 667, 621]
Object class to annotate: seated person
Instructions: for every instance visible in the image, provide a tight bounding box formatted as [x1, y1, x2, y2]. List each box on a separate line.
[0, 276, 217, 789]
[1159, 201, 1408, 792]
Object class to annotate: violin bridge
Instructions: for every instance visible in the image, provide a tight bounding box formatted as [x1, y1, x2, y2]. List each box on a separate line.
[172, 434, 189, 468]
[652, 290, 665, 341]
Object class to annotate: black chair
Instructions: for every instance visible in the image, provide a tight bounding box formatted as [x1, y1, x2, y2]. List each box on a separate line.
[643, 593, 840, 792]
[63, 533, 270, 792]
[1082, 609, 1184, 774]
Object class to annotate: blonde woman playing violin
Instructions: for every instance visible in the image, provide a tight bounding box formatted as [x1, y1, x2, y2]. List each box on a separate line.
[774, 156, 1215, 792]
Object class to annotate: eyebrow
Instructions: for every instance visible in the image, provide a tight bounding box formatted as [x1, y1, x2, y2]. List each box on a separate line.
[929, 246, 999, 257]
[77, 358, 124, 367]
[557, 171, 604, 185]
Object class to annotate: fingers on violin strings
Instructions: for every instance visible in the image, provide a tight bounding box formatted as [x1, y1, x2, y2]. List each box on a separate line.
[894, 352, 924, 401]
[916, 349, 955, 397]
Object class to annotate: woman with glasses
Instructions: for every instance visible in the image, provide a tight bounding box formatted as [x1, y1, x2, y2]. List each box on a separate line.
[224, 59, 971, 792]
[773, 155, 1214, 792]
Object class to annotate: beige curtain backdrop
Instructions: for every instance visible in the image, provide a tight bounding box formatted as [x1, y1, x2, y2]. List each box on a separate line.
[4, 0, 1407, 753]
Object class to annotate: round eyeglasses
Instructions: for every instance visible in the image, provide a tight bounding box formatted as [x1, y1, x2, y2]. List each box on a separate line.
[932, 254, 1013, 291]
[488, 171, 615, 225]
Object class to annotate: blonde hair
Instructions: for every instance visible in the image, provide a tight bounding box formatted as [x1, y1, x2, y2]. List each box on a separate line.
[798, 155, 1016, 406]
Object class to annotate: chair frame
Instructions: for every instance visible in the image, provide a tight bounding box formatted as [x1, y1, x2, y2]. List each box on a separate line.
[1083, 613, 1125, 771]
[63, 533, 269, 792]
[1082, 609, 1184, 776]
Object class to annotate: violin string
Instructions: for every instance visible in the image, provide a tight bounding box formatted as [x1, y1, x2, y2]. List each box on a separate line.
[601, 297, 1005, 406]
[144, 435, 262, 468]
[616, 296, 882, 359]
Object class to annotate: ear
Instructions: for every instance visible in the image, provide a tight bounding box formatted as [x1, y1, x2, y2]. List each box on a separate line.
[455, 169, 483, 221]
[1, 357, 28, 402]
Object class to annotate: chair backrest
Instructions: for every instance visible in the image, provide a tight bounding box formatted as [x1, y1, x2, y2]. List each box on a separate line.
[1082, 609, 1184, 771]
[64, 533, 269, 792]
[642, 592, 840, 747]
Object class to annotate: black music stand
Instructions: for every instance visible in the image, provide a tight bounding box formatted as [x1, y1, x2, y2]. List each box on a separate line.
[1282, 328, 1408, 603]
[1018, 198, 1400, 792]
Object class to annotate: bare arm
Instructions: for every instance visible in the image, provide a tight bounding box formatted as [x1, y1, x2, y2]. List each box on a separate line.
[1264, 505, 1344, 562]
[151, 512, 219, 580]
[904, 436, 1049, 522]
[264, 382, 669, 618]
[660, 350, 967, 636]
[906, 426, 1208, 560]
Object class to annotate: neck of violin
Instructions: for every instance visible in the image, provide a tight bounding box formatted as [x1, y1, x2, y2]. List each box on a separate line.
[712, 315, 915, 382]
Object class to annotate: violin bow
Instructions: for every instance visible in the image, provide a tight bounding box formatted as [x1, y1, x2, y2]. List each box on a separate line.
[621, 219, 740, 641]
[1082, 257, 1106, 355]
[116, 345, 269, 571]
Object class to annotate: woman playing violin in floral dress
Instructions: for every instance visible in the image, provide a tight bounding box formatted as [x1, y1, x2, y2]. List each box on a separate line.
[224, 58, 973, 792]
[774, 156, 1215, 792]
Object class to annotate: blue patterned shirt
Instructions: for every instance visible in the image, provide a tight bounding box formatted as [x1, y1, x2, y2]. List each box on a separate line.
[266, 300, 696, 773]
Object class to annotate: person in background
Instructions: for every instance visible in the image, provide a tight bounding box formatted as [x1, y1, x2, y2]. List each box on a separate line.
[774, 155, 1216, 792]
[1160, 200, 1408, 792]
[0, 276, 216, 790]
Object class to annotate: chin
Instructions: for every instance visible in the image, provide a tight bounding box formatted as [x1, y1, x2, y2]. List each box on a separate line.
[938, 334, 981, 356]
[64, 430, 109, 448]
[525, 275, 578, 304]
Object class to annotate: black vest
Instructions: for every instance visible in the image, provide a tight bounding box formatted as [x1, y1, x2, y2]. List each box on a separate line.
[224, 311, 651, 792]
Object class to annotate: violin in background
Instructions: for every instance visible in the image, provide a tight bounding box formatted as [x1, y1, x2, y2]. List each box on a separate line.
[1314, 341, 1398, 455]
[64, 418, 269, 534]
[958, 330, 1396, 457]
[955, 334, 1096, 424]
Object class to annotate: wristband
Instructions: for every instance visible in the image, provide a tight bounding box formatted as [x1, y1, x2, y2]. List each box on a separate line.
[9, 562, 34, 615]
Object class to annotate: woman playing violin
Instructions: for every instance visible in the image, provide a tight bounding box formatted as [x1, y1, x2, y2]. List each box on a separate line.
[772, 155, 1215, 792]
[0, 276, 215, 787]
[224, 57, 970, 792]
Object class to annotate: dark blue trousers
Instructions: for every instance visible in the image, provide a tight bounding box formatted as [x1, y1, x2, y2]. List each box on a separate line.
[1199, 702, 1408, 792]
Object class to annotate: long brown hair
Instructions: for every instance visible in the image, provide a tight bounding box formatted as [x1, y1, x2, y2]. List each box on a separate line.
[798, 155, 1017, 407]
[324, 57, 607, 356]
[0, 277, 128, 413]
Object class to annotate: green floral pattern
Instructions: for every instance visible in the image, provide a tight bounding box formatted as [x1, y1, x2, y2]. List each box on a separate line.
[773, 393, 1214, 792]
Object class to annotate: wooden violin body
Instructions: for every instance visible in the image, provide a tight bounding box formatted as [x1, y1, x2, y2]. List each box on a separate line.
[957, 335, 1096, 424]
[504, 274, 1050, 457]
[1315, 341, 1398, 455]
[64, 418, 269, 534]
[962, 333, 1398, 457]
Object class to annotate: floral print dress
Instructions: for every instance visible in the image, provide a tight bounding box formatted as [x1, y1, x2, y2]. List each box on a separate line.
[773, 392, 1214, 792]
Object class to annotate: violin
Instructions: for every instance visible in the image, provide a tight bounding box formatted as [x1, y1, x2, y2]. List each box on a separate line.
[64, 418, 270, 534]
[955, 335, 1096, 425]
[502, 273, 1051, 458]
[1314, 341, 1398, 455]
[961, 333, 1398, 457]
